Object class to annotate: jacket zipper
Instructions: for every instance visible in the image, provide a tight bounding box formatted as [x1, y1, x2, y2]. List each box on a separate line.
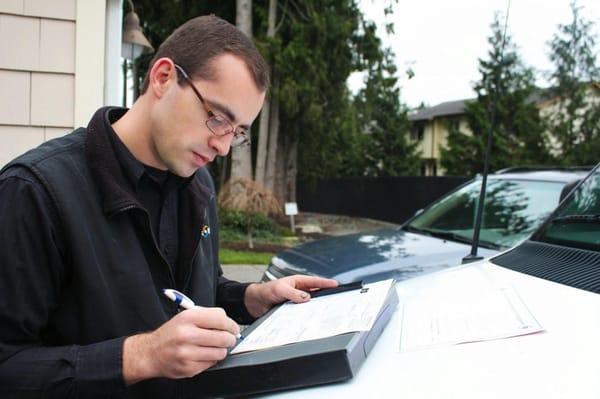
[182, 203, 211, 291]
[121, 198, 209, 399]
[117, 203, 178, 313]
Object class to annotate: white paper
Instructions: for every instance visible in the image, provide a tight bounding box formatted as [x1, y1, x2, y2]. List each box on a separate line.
[399, 285, 544, 352]
[231, 279, 394, 354]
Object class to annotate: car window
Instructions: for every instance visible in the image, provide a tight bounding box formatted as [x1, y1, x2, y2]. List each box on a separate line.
[408, 179, 564, 248]
[534, 168, 600, 251]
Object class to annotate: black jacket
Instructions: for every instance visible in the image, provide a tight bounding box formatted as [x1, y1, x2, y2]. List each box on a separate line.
[0, 108, 254, 398]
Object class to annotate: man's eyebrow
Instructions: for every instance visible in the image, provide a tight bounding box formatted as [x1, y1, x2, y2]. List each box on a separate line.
[204, 97, 250, 130]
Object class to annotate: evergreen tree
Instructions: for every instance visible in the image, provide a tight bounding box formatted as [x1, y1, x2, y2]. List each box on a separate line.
[264, 0, 385, 183]
[441, 120, 483, 176]
[441, 14, 550, 176]
[357, 49, 420, 176]
[547, 1, 600, 165]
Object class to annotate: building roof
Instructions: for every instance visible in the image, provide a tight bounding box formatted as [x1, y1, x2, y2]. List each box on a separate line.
[408, 99, 472, 122]
[407, 86, 577, 122]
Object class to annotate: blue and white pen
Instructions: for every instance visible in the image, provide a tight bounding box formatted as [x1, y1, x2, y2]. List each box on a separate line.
[162, 288, 242, 339]
[163, 288, 196, 310]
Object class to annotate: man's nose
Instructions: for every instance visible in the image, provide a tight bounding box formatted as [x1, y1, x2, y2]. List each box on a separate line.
[209, 133, 234, 157]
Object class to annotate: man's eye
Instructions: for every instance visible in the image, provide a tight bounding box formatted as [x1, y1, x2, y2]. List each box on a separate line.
[212, 115, 228, 125]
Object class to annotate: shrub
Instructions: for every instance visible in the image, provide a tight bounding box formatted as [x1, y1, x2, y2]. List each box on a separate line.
[218, 178, 283, 248]
[219, 208, 283, 243]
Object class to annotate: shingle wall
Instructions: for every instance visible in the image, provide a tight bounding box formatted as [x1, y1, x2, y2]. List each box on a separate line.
[0, 0, 76, 166]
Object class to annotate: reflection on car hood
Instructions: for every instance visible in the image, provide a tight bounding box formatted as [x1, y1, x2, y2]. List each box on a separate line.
[271, 228, 498, 283]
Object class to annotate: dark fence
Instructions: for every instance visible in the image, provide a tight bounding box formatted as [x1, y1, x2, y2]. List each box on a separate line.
[297, 176, 469, 224]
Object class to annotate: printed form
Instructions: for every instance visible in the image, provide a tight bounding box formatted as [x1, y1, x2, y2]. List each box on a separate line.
[231, 279, 394, 354]
[399, 283, 544, 352]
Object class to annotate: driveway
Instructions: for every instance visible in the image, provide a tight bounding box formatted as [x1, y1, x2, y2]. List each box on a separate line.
[222, 265, 267, 283]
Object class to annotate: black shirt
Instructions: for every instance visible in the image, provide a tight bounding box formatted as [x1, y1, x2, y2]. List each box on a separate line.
[105, 108, 184, 270]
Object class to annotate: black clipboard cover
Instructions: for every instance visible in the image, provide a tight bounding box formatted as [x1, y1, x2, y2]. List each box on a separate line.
[185, 280, 398, 398]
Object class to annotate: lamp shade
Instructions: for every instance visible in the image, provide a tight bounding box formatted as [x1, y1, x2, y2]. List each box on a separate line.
[121, 11, 153, 60]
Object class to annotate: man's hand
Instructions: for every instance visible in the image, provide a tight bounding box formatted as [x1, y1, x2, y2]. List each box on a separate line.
[122, 307, 240, 385]
[244, 275, 338, 318]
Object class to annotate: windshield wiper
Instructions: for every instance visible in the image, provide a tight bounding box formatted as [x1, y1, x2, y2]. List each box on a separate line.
[402, 225, 427, 234]
[551, 214, 600, 224]
[404, 225, 502, 250]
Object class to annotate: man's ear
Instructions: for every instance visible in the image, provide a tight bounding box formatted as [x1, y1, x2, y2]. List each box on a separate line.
[147, 58, 177, 99]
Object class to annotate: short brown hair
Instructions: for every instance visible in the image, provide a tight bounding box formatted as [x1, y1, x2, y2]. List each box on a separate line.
[140, 15, 269, 94]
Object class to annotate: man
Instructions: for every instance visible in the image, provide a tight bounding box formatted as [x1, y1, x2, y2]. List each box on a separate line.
[0, 15, 336, 398]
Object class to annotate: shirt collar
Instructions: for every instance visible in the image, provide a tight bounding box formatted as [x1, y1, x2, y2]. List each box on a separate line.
[104, 108, 145, 191]
[104, 107, 188, 192]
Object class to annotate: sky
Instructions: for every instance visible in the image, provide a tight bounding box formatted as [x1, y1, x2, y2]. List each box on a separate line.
[349, 0, 600, 109]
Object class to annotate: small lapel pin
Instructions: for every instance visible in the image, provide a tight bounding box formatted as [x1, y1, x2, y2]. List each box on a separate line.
[200, 225, 211, 238]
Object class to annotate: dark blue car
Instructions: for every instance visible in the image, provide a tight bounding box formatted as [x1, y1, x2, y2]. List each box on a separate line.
[262, 168, 590, 283]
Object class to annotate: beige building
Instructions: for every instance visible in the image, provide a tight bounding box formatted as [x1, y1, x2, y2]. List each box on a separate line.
[537, 83, 600, 156]
[408, 85, 600, 176]
[408, 99, 470, 176]
[0, 0, 122, 167]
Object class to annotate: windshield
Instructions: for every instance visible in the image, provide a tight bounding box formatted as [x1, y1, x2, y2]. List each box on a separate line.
[407, 179, 565, 249]
[534, 167, 600, 251]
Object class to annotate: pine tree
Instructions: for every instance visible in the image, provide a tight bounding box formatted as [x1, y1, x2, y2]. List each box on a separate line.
[441, 14, 550, 176]
[547, 1, 600, 165]
[440, 121, 483, 176]
[357, 49, 420, 177]
[270, 0, 372, 186]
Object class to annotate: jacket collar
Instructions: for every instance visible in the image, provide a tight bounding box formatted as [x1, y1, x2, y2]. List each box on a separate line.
[84, 107, 212, 216]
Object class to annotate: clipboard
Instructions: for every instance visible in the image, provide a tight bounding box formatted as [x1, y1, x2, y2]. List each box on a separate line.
[185, 280, 398, 398]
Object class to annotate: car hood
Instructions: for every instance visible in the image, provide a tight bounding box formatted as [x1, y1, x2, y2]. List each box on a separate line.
[262, 259, 600, 398]
[271, 228, 498, 283]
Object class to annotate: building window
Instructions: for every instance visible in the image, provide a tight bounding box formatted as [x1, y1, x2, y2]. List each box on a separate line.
[411, 123, 425, 141]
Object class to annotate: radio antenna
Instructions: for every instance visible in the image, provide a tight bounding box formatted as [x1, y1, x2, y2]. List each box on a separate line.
[462, 0, 512, 264]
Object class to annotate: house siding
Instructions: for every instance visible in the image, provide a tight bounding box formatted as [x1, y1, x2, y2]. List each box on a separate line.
[0, 0, 109, 167]
[0, 2, 76, 166]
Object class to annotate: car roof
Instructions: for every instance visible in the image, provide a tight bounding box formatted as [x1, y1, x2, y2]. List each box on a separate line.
[487, 168, 591, 183]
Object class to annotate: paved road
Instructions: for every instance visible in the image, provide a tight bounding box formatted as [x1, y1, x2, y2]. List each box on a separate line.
[222, 264, 267, 283]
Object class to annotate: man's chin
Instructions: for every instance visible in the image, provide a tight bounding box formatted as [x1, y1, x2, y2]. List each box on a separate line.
[166, 162, 198, 178]
[178, 167, 198, 178]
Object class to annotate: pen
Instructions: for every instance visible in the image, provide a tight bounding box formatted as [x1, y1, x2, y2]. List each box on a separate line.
[162, 288, 242, 339]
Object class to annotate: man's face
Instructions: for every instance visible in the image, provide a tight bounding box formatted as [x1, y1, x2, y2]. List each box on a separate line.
[149, 54, 265, 177]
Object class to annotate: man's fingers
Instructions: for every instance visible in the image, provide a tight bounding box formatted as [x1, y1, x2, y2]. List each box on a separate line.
[182, 307, 240, 336]
[292, 275, 338, 291]
[187, 327, 237, 348]
[273, 283, 310, 303]
[266, 276, 340, 304]
[244, 276, 341, 318]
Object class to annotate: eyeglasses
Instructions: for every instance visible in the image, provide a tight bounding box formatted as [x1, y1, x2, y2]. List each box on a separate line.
[174, 64, 250, 147]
